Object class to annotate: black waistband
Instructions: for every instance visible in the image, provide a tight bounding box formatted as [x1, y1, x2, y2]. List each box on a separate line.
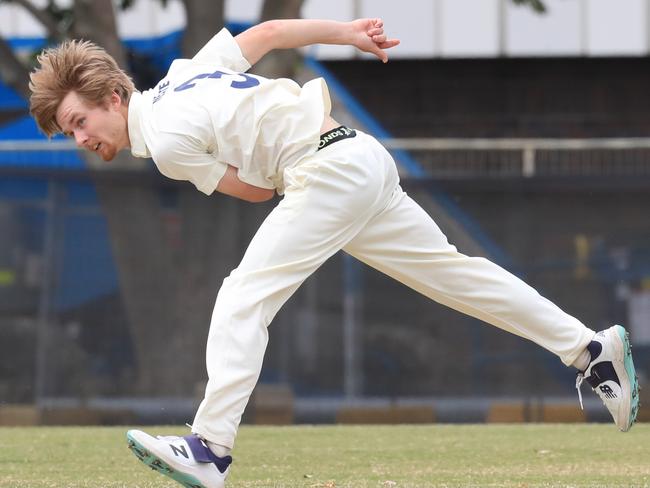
[318, 126, 357, 151]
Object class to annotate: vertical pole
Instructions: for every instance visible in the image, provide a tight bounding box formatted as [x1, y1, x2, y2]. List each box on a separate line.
[498, 0, 508, 57]
[342, 254, 363, 398]
[352, 0, 361, 59]
[580, 0, 589, 56]
[646, 0, 650, 55]
[522, 145, 536, 177]
[352, 0, 361, 20]
[35, 181, 57, 405]
[433, 0, 443, 57]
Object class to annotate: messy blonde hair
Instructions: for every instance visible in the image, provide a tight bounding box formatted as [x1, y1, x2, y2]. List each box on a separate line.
[29, 39, 136, 136]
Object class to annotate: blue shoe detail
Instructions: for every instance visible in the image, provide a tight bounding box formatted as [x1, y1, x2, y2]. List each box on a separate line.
[126, 431, 207, 488]
[615, 325, 640, 430]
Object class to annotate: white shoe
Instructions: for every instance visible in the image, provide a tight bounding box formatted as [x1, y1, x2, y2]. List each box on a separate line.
[127, 430, 231, 488]
[576, 325, 640, 431]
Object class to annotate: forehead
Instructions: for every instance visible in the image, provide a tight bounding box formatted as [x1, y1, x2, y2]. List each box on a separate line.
[55, 92, 93, 129]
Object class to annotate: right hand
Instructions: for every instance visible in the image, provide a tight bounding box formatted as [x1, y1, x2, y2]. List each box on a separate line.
[349, 18, 400, 63]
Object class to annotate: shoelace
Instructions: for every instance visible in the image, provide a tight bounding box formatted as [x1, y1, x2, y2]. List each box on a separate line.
[575, 373, 585, 410]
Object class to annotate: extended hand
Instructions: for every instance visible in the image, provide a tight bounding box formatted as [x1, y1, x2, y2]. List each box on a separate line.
[350, 18, 400, 63]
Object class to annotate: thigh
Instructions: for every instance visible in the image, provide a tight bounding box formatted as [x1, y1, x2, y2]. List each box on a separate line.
[344, 190, 592, 363]
[344, 187, 460, 278]
[235, 134, 398, 278]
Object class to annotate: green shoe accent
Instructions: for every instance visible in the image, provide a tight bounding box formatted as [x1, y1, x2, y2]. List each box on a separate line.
[126, 431, 207, 488]
[615, 325, 640, 430]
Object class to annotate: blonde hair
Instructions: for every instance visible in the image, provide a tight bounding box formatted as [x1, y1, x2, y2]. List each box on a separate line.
[29, 39, 136, 136]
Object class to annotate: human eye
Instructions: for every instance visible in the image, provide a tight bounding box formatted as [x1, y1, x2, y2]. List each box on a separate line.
[77, 117, 86, 128]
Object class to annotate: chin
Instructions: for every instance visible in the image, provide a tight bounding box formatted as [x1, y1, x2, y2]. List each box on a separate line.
[101, 147, 117, 161]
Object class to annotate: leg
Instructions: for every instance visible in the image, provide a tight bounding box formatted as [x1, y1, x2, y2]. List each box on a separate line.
[345, 185, 639, 431]
[192, 133, 400, 448]
[126, 133, 401, 485]
[344, 187, 595, 366]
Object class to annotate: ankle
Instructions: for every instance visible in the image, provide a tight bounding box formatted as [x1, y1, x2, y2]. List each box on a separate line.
[207, 441, 231, 458]
[572, 346, 591, 372]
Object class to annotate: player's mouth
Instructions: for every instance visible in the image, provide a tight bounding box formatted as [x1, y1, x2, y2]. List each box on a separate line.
[93, 142, 102, 152]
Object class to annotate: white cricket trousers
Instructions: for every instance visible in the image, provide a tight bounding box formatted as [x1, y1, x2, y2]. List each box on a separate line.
[192, 131, 594, 448]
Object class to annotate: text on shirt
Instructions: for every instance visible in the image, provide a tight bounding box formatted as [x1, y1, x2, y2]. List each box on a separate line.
[174, 69, 260, 92]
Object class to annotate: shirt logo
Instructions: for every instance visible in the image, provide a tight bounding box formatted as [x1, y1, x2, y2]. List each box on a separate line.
[153, 81, 170, 104]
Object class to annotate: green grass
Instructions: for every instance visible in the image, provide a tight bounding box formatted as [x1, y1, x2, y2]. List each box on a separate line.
[0, 424, 648, 487]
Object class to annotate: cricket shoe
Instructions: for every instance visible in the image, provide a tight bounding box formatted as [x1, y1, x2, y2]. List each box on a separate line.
[575, 325, 640, 431]
[127, 429, 231, 488]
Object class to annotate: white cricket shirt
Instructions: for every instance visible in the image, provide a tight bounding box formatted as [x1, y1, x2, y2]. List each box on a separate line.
[128, 28, 332, 195]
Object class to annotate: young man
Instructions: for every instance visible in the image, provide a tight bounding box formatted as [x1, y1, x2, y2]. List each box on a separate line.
[29, 18, 638, 488]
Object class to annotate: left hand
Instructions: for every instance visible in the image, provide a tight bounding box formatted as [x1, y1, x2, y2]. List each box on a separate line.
[350, 18, 400, 63]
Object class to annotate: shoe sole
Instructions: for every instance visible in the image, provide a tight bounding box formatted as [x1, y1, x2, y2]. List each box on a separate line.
[614, 325, 640, 431]
[126, 431, 208, 488]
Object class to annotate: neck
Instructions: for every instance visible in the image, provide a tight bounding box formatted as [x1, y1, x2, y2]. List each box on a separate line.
[120, 102, 132, 150]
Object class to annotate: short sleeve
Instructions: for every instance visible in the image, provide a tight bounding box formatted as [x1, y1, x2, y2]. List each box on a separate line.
[191, 28, 252, 72]
[154, 134, 228, 196]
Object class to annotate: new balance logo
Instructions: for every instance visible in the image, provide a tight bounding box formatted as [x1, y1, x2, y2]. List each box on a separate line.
[170, 444, 189, 459]
[599, 384, 617, 399]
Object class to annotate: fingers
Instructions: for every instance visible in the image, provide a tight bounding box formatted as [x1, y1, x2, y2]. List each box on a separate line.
[365, 18, 398, 48]
[374, 50, 388, 63]
[372, 38, 401, 63]
[359, 17, 399, 63]
[379, 39, 400, 50]
[367, 27, 387, 50]
[366, 18, 384, 38]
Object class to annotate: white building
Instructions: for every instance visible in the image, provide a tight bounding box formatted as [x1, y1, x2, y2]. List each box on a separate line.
[2, 0, 650, 59]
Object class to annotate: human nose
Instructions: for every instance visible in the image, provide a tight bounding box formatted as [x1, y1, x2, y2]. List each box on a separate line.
[73, 130, 88, 148]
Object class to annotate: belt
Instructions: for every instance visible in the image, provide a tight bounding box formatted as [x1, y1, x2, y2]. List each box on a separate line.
[317, 125, 357, 151]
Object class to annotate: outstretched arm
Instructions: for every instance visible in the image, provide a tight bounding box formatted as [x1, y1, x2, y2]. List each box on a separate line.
[235, 18, 400, 66]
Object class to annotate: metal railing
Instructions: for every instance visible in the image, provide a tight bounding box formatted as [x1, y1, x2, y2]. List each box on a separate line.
[5, 137, 650, 178]
[381, 137, 650, 178]
[0, 140, 78, 151]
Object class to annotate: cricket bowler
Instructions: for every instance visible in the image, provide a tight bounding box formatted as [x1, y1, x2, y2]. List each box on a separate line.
[28, 17, 639, 488]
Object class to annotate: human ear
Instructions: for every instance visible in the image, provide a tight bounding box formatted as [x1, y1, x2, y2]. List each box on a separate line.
[110, 91, 121, 108]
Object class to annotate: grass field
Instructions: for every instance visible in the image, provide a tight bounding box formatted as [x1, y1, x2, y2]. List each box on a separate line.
[0, 424, 648, 487]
